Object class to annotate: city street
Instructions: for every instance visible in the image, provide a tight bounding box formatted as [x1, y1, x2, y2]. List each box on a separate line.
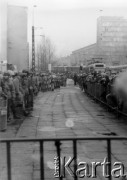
[1, 1, 127, 180]
[0, 79, 127, 180]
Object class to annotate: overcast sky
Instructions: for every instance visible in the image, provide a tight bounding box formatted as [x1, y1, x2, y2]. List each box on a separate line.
[7, 0, 127, 57]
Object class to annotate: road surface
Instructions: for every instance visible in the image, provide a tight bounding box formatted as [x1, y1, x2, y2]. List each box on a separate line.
[0, 79, 127, 180]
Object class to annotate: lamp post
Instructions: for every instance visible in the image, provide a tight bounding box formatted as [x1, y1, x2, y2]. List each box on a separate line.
[32, 5, 37, 72]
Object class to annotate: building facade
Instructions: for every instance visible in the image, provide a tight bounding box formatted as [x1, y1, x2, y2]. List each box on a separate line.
[71, 16, 127, 66]
[7, 5, 28, 71]
[58, 56, 71, 66]
[70, 44, 102, 66]
[0, 0, 7, 63]
[97, 16, 127, 65]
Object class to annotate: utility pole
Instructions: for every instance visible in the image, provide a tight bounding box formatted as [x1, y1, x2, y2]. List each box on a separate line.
[32, 26, 35, 72]
[32, 5, 36, 72]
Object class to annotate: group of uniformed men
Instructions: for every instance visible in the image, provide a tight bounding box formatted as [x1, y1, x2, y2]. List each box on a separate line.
[0, 70, 67, 123]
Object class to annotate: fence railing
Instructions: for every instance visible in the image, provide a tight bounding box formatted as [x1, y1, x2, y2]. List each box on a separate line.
[1, 136, 127, 180]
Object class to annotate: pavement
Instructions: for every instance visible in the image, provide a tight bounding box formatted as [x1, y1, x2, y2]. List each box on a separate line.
[0, 79, 127, 180]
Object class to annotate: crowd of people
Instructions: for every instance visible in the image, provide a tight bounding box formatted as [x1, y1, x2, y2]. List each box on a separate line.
[0, 70, 67, 125]
[73, 70, 127, 112]
[1, 67, 126, 129]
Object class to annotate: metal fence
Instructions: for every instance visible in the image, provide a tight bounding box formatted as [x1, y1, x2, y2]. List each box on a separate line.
[1, 136, 127, 180]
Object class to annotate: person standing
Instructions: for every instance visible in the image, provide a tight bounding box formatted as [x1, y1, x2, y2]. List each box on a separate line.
[74, 73, 77, 85]
[1, 72, 20, 121]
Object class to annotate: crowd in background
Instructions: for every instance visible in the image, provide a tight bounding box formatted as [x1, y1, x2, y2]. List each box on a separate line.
[73, 70, 127, 112]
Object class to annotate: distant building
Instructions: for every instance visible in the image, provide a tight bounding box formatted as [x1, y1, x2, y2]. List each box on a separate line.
[70, 43, 102, 66]
[7, 5, 28, 71]
[0, 0, 7, 63]
[71, 16, 127, 66]
[55, 56, 71, 66]
[97, 16, 127, 65]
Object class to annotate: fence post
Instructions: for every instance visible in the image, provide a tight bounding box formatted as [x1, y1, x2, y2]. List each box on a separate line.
[55, 140, 62, 180]
[73, 140, 77, 180]
[107, 139, 112, 180]
[6, 142, 11, 180]
[40, 141, 44, 180]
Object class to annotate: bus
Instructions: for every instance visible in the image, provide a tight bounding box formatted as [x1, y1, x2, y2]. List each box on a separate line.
[105, 65, 127, 75]
[52, 63, 106, 74]
[52, 66, 80, 73]
[84, 63, 106, 73]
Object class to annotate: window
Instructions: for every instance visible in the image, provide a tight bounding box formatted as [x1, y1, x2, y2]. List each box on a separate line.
[95, 64, 104, 67]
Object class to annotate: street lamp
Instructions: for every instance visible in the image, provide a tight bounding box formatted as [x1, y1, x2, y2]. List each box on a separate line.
[32, 5, 37, 72]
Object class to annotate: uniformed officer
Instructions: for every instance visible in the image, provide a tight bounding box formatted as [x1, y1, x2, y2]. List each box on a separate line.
[21, 72, 29, 109]
[27, 72, 34, 109]
[1, 72, 20, 121]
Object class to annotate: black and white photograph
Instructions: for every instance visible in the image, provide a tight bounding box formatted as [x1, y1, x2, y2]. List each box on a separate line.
[0, 0, 127, 179]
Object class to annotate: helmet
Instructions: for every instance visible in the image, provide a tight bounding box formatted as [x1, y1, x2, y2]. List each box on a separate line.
[22, 69, 29, 75]
[3, 71, 10, 76]
[20, 73, 27, 77]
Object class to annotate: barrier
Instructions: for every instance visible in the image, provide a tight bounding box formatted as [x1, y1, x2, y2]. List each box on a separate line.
[1, 136, 127, 180]
[0, 98, 7, 131]
[84, 81, 127, 116]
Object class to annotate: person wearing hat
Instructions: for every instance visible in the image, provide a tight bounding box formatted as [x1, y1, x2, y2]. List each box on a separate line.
[20, 72, 29, 109]
[13, 73, 26, 111]
[73, 73, 77, 85]
[1, 72, 20, 121]
[27, 72, 34, 108]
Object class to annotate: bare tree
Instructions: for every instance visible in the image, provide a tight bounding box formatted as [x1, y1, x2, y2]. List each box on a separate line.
[45, 37, 55, 64]
[36, 36, 56, 72]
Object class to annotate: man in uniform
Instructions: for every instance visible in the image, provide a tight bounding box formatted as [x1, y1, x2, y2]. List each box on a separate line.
[1, 72, 20, 121]
[74, 73, 77, 85]
[27, 72, 34, 109]
[13, 72, 29, 115]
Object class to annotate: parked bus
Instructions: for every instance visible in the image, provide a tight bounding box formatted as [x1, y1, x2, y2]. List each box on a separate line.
[84, 63, 106, 73]
[105, 65, 127, 75]
[52, 66, 80, 73]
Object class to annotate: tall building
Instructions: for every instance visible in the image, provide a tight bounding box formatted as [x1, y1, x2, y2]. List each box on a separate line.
[7, 5, 28, 71]
[0, 0, 7, 62]
[97, 16, 127, 65]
